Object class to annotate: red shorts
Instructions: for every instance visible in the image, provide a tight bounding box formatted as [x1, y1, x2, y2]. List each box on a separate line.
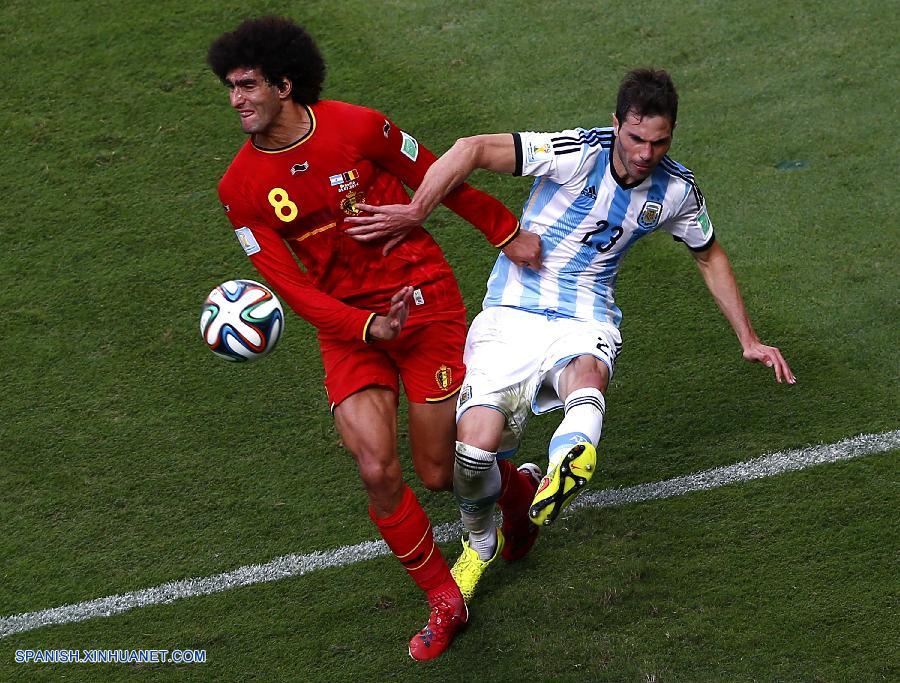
[319, 312, 467, 408]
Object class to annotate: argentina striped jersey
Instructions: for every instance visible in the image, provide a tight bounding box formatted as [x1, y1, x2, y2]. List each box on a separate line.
[483, 127, 714, 326]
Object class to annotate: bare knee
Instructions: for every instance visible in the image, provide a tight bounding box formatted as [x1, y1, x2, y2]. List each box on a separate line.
[559, 355, 609, 397]
[457, 406, 506, 452]
[352, 447, 404, 513]
[418, 466, 452, 492]
[355, 449, 400, 488]
[408, 436, 454, 492]
[407, 399, 456, 493]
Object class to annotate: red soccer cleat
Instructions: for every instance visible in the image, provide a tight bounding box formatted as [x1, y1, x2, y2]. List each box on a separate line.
[501, 463, 542, 562]
[408, 581, 468, 661]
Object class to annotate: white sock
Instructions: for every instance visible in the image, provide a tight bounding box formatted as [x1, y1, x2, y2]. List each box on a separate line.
[467, 527, 498, 560]
[454, 441, 500, 560]
[548, 387, 605, 469]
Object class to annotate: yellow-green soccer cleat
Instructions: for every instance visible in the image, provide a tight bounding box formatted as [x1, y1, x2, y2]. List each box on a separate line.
[450, 530, 504, 602]
[528, 442, 596, 526]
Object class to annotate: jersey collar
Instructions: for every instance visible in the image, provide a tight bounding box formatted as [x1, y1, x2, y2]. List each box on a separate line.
[251, 104, 317, 154]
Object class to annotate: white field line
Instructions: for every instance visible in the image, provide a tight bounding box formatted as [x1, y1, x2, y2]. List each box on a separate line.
[2, 429, 897, 639]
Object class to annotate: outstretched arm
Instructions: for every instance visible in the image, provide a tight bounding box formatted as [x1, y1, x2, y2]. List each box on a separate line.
[385, 133, 518, 221]
[350, 134, 517, 231]
[345, 135, 541, 267]
[692, 241, 796, 384]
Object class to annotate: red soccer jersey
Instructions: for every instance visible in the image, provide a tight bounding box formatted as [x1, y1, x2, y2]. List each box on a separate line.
[217, 100, 520, 342]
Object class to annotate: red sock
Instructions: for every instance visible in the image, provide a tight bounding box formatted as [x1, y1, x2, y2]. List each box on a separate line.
[370, 484, 452, 594]
[497, 459, 533, 523]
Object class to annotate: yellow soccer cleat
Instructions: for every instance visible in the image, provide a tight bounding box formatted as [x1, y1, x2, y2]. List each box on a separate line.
[450, 530, 504, 602]
[528, 442, 596, 526]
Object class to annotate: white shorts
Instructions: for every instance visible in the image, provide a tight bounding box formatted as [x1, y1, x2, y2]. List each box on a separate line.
[456, 306, 621, 457]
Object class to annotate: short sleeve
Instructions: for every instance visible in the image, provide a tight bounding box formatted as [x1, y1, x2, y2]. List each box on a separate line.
[662, 183, 715, 251]
[513, 129, 595, 186]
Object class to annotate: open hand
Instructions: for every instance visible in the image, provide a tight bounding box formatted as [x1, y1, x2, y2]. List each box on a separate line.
[368, 286, 414, 341]
[344, 203, 424, 255]
[743, 342, 796, 384]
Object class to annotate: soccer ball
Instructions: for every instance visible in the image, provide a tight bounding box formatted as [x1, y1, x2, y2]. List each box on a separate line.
[200, 279, 284, 362]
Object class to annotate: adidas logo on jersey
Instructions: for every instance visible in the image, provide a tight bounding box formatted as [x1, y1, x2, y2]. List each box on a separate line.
[580, 185, 597, 199]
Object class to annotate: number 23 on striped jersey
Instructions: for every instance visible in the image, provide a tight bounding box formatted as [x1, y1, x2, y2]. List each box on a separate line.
[580, 220, 624, 253]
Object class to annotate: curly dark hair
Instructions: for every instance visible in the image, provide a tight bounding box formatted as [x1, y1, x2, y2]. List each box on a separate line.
[615, 68, 678, 127]
[207, 16, 326, 105]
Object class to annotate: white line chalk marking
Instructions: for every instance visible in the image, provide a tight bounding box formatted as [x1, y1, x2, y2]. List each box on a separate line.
[2, 430, 897, 638]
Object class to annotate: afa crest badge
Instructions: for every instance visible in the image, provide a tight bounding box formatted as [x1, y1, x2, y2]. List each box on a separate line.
[637, 200, 663, 229]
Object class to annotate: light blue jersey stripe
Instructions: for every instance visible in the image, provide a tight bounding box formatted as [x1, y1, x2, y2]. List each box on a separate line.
[521, 175, 561, 229]
[485, 176, 560, 306]
[560, 149, 610, 275]
[483, 252, 514, 307]
[508, 177, 566, 309]
[518, 173, 594, 311]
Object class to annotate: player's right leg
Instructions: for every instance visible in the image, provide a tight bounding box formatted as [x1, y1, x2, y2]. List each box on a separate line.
[451, 404, 543, 600]
[450, 406, 507, 602]
[333, 387, 466, 661]
[450, 307, 546, 590]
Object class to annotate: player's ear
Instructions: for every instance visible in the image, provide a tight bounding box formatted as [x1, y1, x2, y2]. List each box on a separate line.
[276, 78, 293, 99]
[611, 113, 620, 132]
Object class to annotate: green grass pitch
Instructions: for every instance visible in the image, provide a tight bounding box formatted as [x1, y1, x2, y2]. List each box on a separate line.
[1, 1, 897, 680]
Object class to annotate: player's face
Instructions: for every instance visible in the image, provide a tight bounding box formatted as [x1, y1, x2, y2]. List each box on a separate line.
[612, 111, 674, 184]
[224, 67, 283, 135]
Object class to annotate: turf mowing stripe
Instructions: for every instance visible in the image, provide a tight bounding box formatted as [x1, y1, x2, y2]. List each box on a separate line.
[2, 429, 897, 638]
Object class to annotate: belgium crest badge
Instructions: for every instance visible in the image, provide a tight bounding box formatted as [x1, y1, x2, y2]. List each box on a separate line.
[435, 365, 452, 391]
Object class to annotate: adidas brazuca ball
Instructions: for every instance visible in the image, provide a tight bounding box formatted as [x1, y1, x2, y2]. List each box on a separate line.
[200, 279, 284, 362]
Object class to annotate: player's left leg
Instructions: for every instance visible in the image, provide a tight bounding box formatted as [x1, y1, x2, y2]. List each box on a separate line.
[393, 314, 467, 495]
[530, 356, 610, 526]
[407, 398, 456, 492]
[551, 354, 609, 467]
